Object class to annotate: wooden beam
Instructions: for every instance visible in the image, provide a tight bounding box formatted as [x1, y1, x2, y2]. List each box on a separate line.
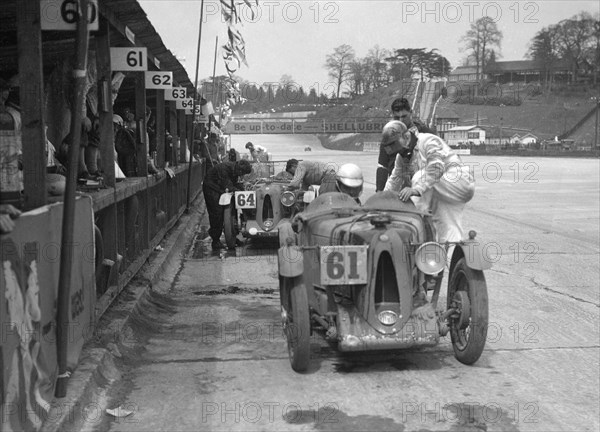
[155, 90, 165, 167]
[135, 73, 148, 176]
[17, 0, 46, 209]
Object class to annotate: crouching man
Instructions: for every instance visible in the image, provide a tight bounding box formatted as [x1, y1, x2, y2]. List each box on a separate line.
[383, 120, 475, 243]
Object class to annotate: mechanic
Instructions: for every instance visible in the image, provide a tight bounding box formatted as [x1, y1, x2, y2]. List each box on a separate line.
[383, 120, 475, 243]
[284, 158, 337, 192]
[202, 159, 253, 250]
[331, 163, 364, 204]
[376, 97, 434, 192]
[245, 142, 269, 162]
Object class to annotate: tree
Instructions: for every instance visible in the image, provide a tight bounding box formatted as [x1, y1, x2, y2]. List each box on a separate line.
[364, 45, 390, 90]
[554, 12, 596, 82]
[528, 26, 560, 89]
[461, 16, 503, 81]
[325, 44, 355, 100]
[348, 58, 368, 96]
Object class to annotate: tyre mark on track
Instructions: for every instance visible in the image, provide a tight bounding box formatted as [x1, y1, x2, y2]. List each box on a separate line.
[468, 206, 600, 248]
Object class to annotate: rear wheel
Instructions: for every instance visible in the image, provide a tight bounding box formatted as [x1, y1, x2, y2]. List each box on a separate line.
[223, 204, 237, 249]
[280, 276, 310, 372]
[447, 257, 488, 365]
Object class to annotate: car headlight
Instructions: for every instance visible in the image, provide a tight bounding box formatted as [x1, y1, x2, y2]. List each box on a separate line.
[415, 242, 446, 275]
[281, 191, 296, 207]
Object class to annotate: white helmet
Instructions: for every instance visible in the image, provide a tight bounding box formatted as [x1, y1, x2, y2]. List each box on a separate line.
[336, 163, 363, 198]
[337, 163, 363, 187]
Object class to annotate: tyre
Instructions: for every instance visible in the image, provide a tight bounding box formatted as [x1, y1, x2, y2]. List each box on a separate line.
[280, 276, 310, 372]
[447, 257, 489, 365]
[223, 204, 237, 249]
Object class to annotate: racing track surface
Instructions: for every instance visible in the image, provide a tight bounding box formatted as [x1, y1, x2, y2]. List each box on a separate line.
[101, 137, 599, 432]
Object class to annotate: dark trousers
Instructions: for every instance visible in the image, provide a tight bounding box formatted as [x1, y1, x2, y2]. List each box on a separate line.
[203, 185, 224, 243]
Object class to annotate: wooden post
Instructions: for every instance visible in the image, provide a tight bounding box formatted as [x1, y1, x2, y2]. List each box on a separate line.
[17, 0, 46, 209]
[156, 90, 165, 167]
[95, 18, 117, 266]
[168, 101, 178, 165]
[135, 73, 148, 176]
[178, 110, 187, 162]
[96, 19, 115, 187]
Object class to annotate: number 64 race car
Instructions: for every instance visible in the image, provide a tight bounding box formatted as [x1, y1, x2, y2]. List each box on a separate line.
[218, 162, 315, 248]
[277, 191, 491, 372]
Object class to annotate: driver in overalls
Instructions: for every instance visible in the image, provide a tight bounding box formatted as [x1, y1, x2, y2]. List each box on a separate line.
[383, 120, 475, 243]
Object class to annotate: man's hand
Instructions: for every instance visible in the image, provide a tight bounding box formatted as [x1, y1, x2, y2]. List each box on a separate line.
[398, 187, 419, 202]
[0, 204, 21, 217]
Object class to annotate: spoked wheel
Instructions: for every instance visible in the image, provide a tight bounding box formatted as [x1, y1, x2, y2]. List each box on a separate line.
[447, 257, 489, 365]
[279, 276, 310, 372]
[223, 204, 237, 249]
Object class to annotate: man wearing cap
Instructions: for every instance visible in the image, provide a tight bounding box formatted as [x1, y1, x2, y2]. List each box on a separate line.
[383, 120, 475, 243]
[376, 97, 434, 192]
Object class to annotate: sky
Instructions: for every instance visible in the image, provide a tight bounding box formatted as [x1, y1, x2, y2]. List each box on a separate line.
[139, 0, 600, 92]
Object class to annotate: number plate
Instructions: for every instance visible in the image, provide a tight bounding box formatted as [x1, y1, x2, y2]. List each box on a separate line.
[110, 47, 147, 71]
[41, 0, 99, 31]
[235, 191, 256, 209]
[165, 87, 187, 101]
[320, 246, 368, 285]
[145, 72, 173, 89]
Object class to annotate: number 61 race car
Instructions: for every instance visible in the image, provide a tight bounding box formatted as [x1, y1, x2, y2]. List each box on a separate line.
[277, 191, 491, 372]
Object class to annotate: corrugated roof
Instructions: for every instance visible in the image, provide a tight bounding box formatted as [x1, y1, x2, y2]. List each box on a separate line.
[486, 59, 570, 73]
[0, 0, 193, 92]
[448, 125, 481, 131]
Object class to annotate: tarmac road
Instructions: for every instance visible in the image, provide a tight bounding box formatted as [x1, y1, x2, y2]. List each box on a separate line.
[96, 139, 599, 432]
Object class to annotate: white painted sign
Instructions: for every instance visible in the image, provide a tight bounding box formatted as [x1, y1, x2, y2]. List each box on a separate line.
[165, 87, 187, 101]
[110, 47, 147, 71]
[145, 71, 173, 89]
[176, 98, 194, 110]
[41, 0, 99, 31]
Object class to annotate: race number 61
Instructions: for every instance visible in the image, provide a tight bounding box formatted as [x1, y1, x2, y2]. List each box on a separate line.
[320, 246, 368, 285]
[110, 47, 148, 71]
[41, 0, 99, 31]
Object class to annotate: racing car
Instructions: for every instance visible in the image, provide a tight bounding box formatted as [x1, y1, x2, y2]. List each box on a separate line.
[277, 191, 491, 372]
[219, 162, 314, 248]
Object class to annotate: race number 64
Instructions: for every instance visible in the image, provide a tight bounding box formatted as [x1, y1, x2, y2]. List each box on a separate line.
[320, 246, 368, 285]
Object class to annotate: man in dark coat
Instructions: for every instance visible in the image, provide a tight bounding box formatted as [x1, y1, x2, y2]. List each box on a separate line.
[202, 159, 252, 250]
[376, 97, 435, 191]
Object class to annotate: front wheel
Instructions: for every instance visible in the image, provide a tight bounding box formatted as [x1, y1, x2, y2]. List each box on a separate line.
[447, 257, 488, 365]
[223, 204, 237, 249]
[280, 276, 310, 372]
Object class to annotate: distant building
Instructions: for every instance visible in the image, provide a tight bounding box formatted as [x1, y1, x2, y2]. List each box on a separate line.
[485, 60, 572, 84]
[448, 66, 486, 82]
[433, 108, 460, 140]
[445, 126, 486, 146]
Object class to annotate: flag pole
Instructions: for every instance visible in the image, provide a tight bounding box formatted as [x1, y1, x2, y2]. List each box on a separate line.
[211, 36, 218, 108]
[186, 0, 205, 213]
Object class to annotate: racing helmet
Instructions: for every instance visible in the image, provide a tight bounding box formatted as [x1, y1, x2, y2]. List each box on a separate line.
[336, 163, 363, 198]
[381, 120, 411, 156]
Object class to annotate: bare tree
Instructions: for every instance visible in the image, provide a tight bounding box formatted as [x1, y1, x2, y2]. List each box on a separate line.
[461, 16, 503, 81]
[364, 45, 390, 90]
[325, 44, 355, 100]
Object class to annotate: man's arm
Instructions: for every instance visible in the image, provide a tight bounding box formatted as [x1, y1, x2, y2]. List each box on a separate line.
[384, 154, 406, 192]
[288, 163, 306, 189]
[411, 135, 446, 196]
